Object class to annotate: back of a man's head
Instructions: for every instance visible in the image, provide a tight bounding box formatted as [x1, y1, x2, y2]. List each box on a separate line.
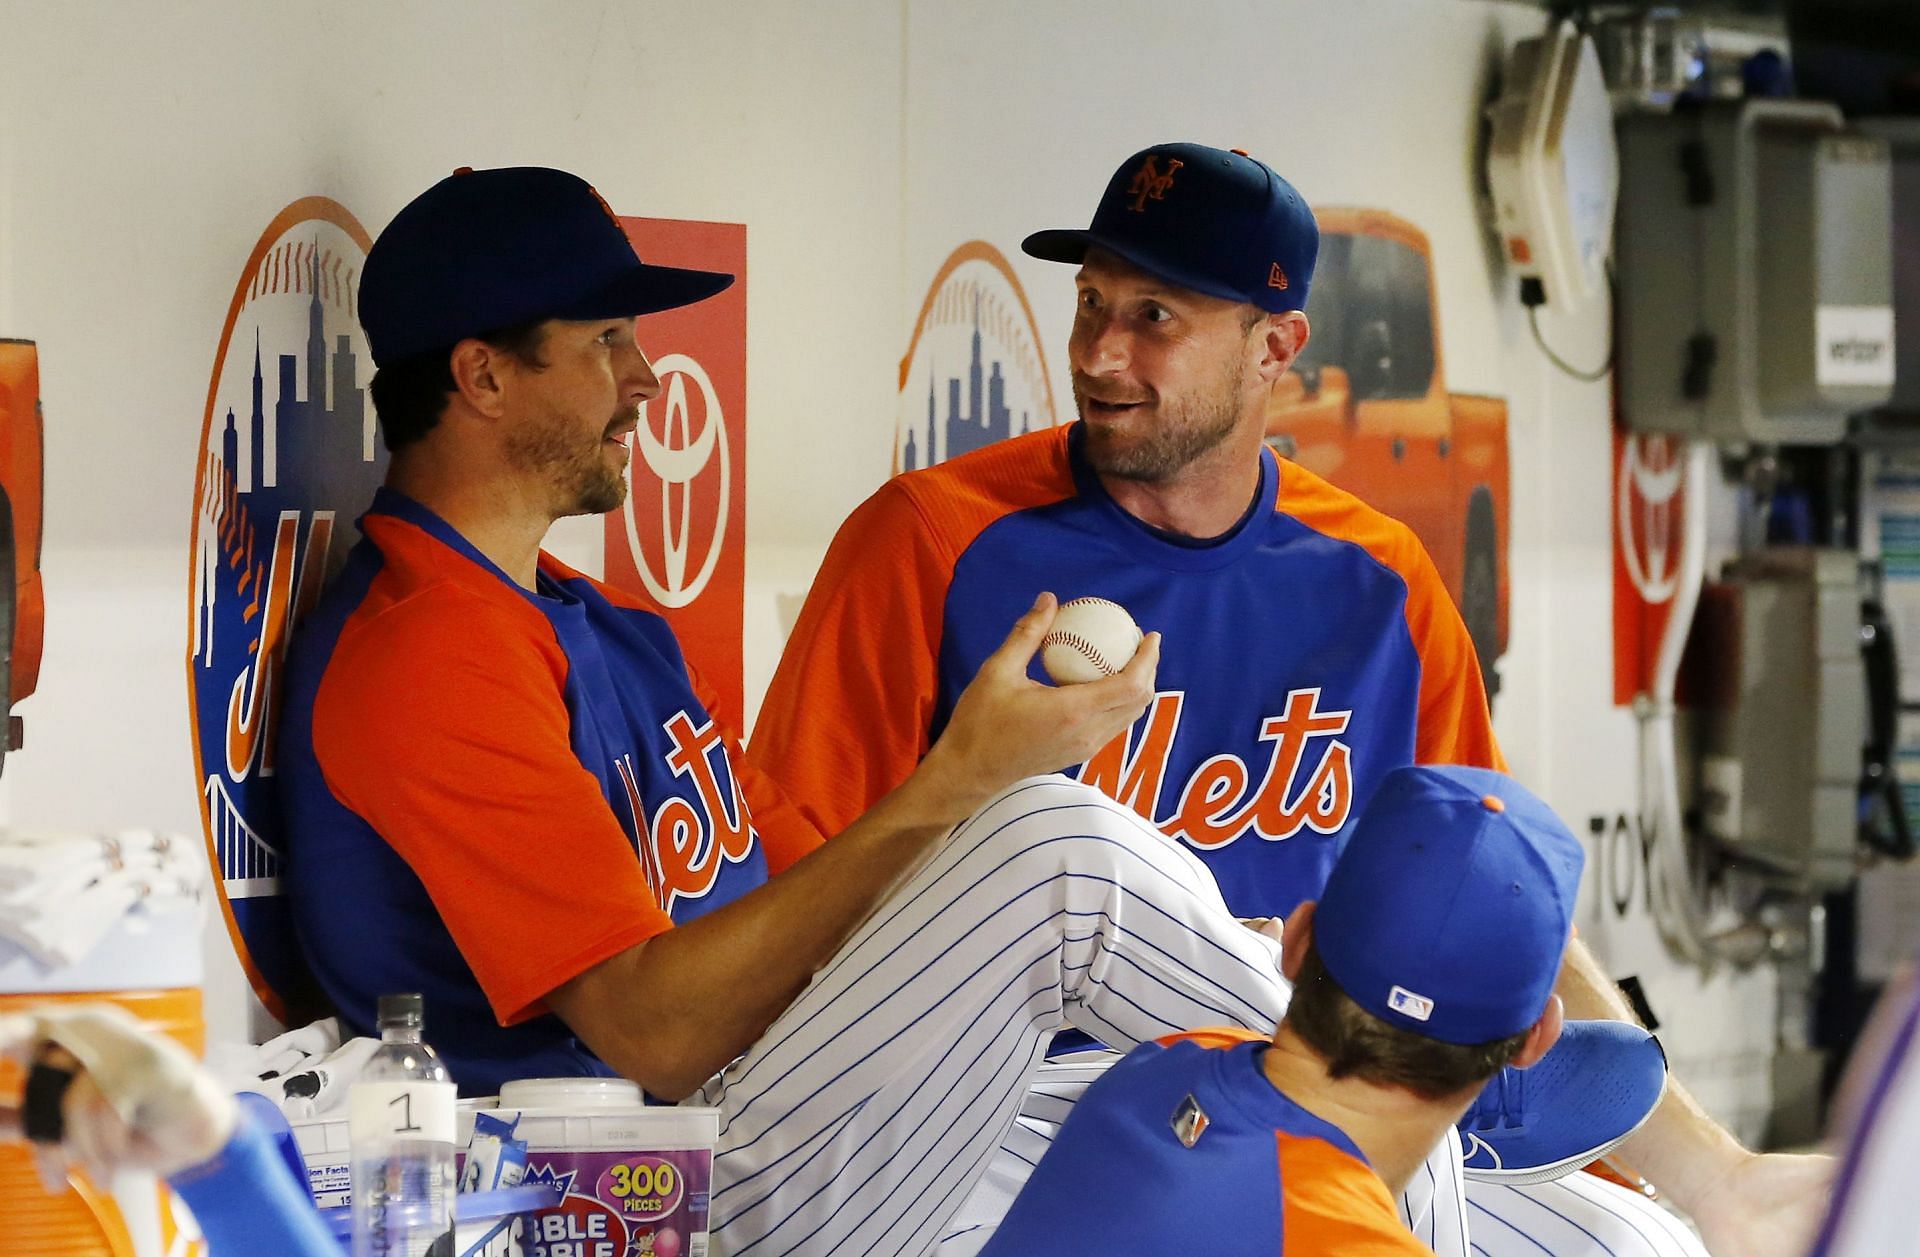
[1284, 765, 1585, 1100]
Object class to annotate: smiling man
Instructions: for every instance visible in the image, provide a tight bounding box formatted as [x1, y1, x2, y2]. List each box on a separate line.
[754, 142, 1830, 1256]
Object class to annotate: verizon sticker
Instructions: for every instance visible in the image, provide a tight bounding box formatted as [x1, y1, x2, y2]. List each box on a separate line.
[1817, 305, 1896, 388]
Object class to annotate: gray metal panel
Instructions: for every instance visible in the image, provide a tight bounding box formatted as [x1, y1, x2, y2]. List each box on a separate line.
[1618, 100, 1878, 444]
[1705, 548, 1864, 890]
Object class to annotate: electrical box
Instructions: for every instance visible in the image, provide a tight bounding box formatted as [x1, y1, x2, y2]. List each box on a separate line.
[1618, 99, 1895, 444]
[1487, 23, 1618, 312]
[1691, 548, 1864, 891]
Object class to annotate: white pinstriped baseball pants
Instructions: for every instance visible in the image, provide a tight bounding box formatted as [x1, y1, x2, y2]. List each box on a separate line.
[692, 775, 1703, 1257]
[692, 776, 1297, 1255]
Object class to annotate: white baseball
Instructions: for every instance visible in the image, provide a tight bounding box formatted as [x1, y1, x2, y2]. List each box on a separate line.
[1041, 597, 1143, 685]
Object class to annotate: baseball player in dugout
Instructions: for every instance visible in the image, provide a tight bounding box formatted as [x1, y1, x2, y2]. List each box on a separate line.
[753, 142, 1833, 1255]
[273, 165, 1363, 1256]
[981, 765, 1589, 1256]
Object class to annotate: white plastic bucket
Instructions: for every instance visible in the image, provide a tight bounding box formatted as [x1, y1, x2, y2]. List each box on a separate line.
[493, 1078, 721, 1257]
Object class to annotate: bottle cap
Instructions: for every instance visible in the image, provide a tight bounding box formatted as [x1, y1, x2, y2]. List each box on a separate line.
[376, 992, 425, 1028]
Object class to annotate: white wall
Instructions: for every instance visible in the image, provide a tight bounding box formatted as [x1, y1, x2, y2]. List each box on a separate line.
[0, 0, 1776, 1140]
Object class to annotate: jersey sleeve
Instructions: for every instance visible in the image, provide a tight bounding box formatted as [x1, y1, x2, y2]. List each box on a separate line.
[312, 587, 674, 1026]
[751, 477, 954, 839]
[1389, 527, 1507, 773]
[1276, 1132, 1435, 1255]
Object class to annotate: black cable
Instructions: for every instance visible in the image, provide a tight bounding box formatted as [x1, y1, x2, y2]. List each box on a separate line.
[1527, 301, 1613, 382]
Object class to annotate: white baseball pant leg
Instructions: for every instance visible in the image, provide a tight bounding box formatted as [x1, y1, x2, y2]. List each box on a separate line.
[692, 776, 1292, 1256]
[1465, 1175, 1707, 1257]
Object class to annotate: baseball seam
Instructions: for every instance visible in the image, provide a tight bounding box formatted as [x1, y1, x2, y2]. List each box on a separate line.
[1044, 630, 1114, 676]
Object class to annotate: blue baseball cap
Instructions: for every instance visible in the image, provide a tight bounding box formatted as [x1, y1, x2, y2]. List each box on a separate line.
[359, 166, 734, 368]
[1312, 766, 1585, 1046]
[1022, 142, 1318, 314]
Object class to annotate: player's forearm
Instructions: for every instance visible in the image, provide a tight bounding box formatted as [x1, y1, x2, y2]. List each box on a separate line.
[1554, 936, 1748, 1205]
[550, 767, 977, 1099]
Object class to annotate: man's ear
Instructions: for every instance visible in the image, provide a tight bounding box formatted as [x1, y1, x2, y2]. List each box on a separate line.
[449, 339, 511, 418]
[1254, 310, 1311, 383]
[1509, 994, 1566, 1070]
[1279, 900, 1317, 983]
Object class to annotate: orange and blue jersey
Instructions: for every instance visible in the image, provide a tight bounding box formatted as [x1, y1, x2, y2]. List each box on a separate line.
[979, 1028, 1430, 1256]
[277, 488, 819, 1093]
[755, 424, 1501, 922]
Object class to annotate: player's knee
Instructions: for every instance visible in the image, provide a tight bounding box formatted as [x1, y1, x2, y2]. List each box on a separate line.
[955, 775, 1171, 880]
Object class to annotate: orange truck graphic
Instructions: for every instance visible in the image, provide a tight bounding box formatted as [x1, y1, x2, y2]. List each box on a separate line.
[1264, 208, 1511, 693]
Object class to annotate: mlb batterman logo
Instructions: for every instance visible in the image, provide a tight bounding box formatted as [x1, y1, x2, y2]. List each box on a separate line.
[896, 241, 1061, 474]
[187, 198, 382, 1021]
[1388, 985, 1435, 1022]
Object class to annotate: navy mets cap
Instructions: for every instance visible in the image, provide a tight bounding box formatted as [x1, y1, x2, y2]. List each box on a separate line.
[359, 166, 734, 368]
[1022, 142, 1318, 314]
[1311, 766, 1585, 1046]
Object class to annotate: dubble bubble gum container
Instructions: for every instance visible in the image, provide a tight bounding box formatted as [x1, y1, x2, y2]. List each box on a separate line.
[493, 1077, 720, 1257]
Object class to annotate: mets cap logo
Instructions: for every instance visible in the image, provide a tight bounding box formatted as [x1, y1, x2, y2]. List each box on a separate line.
[895, 241, 1060, 474]
[1127, 156, 1183, 212]
[187, 198, 383, 1023]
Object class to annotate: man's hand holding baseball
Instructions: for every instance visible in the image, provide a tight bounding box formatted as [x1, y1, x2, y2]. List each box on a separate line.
[918, 592, 1160, 819]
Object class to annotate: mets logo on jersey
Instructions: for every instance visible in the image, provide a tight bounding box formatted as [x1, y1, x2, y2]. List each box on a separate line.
[1079, 687, 1355, 847]
[1127, 156, 1183, 211]
[187, 198, 382, 1021]
[612, 709, 761, 917]
[896, 241, 1061, 474]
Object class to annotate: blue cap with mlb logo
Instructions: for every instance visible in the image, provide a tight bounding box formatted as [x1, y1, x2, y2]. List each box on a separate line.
[1022, 141, 1318, 313]
[1311, 765, 1585, 1046]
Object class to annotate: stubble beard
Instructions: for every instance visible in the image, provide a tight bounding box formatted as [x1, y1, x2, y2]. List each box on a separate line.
[508, 403, 634, 518]
[1075, 356, 1245, 484]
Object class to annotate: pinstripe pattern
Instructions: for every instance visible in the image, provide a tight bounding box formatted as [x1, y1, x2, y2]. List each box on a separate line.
[1466, 1172, 1705, 1257]
[693, 777, 1290, 1255]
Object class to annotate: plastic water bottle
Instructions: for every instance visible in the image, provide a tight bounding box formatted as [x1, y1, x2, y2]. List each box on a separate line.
[349, 993, 456, 1257]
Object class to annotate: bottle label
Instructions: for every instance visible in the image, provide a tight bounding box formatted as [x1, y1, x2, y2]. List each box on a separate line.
[349, 1081, 456, 1145]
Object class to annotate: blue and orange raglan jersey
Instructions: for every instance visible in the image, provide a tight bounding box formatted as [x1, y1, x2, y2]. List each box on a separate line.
[754, 424, 1501, 921]
[277, 489, 821, 1093]
[979, 1028, 1430, 1256]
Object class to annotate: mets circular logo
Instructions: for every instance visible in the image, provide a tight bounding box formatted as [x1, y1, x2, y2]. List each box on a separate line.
[895, 241, 1060, 473]
[186, 198, 382, 1021]
[621, 352, 728, 609]
[1617, 433, 1685, 605]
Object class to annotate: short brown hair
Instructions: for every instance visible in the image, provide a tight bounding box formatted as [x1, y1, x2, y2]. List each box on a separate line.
[368, 320, 549, 453]
[1284, 939, 1531, 1100]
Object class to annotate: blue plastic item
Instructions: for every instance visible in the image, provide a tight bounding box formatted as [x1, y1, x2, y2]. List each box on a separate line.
[168, 1110, 347, 1256]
